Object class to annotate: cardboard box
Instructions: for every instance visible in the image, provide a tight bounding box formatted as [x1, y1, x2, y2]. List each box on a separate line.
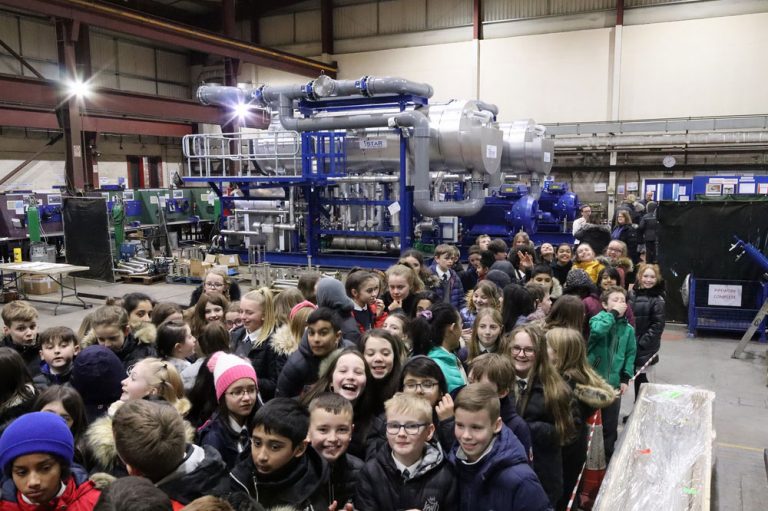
[216, 254, 240, 267]
[22, 275, 60, 295]
[188, 259, 212, 278]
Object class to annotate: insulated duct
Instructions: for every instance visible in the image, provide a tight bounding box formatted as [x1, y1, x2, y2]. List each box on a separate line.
[553, 131, 768, 149]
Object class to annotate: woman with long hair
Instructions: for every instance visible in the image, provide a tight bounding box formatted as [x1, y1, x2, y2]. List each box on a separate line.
[501, 324, 576, 507]
[546, 327, 615, 511]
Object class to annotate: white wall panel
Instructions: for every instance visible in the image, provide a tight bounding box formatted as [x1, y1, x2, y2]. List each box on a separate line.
[0, 14, 19, 53]
[117, 41, 155, 77]
[156, 50, 188, 82]
[119, 76, 157, 95]
[479, 28, 612, 123]
[260, 14, 295, 46]
[91, 33, 117, 72]
[19, 19, 57, 60]
[24, 61, 59, 80]
[620, 12, 768, 119]
[427, 0, 472, 29]
[483, 0, 547, 22]
[550, 0, 615, 15]
[0, 55, 21, 75]
[91, 73, 119, 89]
[156, 83, 190, 99]
[335, 41, 475, 102]
[379, 0, 426, 34]
[334, 3, 378, 38]
[295, 9, 321, 43]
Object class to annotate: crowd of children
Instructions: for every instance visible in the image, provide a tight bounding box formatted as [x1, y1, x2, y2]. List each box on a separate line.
[0, 235, 666, 511]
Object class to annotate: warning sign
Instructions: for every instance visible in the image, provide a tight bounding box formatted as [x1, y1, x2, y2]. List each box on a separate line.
[707, 284, 742, 307]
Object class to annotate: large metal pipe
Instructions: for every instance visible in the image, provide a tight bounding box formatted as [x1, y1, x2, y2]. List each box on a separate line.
[554, 131, 768, 149]
[310, 75, 434, 99]
[394, 110, 485, 217]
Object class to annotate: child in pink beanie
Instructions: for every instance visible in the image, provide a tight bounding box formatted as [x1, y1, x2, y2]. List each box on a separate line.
[197, 352, 259, 469]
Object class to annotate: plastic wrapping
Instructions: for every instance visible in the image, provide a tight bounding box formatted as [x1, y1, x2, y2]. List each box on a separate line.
[594, 384, 715, 511]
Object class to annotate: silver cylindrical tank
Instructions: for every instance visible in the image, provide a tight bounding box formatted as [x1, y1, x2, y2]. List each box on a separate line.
[245, 100, 503, 176]
[499, 120, 554, 175]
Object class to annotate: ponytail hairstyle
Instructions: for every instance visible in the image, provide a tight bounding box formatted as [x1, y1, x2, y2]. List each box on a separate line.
[273, 288, 304, 327]
[386, 263, 423, 297]
[500, 324, 576, 445]
[345, 270, 379, 304]
[544, 295, 585, 333]
[132, 357, 190, 416]
[501, 284, 535, 333]
[241, 288, 277, 343]
[410, 303, 460, 356]
[467, 307, 503, 362]
[90, 305, 130, 332]
[155, 320, 191, 360]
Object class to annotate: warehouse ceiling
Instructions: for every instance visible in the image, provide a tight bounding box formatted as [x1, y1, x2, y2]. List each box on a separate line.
[98, 0, 309, 30]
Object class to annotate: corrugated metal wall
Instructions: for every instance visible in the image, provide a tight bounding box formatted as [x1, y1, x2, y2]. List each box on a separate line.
[0, 10, 190, 99]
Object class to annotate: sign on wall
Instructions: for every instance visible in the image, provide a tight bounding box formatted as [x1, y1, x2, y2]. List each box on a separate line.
[707, 284, 742, 307]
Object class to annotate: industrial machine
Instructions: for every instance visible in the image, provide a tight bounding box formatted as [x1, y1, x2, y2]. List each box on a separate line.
[185, 74, 558, 267]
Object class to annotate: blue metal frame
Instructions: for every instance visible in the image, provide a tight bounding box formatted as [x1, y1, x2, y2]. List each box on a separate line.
[193, 94, 429, 268]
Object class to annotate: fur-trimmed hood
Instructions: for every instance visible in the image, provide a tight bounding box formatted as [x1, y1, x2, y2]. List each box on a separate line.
[596, 255, 634, 274]
[80, 321, 157, 349]
[573, 382, 616, 410]
[84, 401, 196, 471]
[271, 323, 301, 358]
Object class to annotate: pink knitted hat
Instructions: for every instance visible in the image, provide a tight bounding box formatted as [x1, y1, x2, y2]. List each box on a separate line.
[207, 352, 257, 400]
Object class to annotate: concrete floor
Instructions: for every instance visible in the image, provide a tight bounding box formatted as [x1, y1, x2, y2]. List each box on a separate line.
[19, 277, 768, 510]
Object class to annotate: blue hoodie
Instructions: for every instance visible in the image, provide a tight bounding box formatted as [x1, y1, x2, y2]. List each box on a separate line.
[448, 425, 552, 511]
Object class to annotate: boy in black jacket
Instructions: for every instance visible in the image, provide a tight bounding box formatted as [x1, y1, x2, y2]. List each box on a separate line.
[308, 393, 363, 508]
[33, 326, 79, 389]
[229, 398, 330, 510]
[355, 392, 457, 511]
[0, 300, 40, 376]
[112, 399, 231, 507]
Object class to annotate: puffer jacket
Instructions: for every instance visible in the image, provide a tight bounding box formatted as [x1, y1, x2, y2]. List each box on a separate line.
[327, 453, 363, 506]
[0, 335, 40, 377]
[80, 322, 157, 372]
[82, 401, 195, 477]
[0, 464, 100, 511]
[32, 362, 72, 390]
[629, 283, 665, 367]
[230, 327, 285, 401]
[275, 335, 356, 398]
[156, 444, 231, 506]
[447, 425, 551, 511]
[587, 311, 636, 389]
[197, 412, 250, 470]
[428, 265, 467, 311]
[229, 445, 330, 510]
[354, 439, 457, 511]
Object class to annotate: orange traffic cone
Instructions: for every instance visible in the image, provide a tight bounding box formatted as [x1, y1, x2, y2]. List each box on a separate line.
[578, 409, 606, 510]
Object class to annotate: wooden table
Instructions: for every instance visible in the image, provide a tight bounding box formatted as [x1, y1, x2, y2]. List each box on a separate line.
[0, 262, 91, 314]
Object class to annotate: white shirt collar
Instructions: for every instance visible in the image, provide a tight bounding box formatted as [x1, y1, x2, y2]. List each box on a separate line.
[391, 452, 422, 477]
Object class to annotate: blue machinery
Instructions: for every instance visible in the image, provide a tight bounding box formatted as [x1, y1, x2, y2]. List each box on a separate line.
[184, 75, 565, 268]
[729, 236, 768, 358]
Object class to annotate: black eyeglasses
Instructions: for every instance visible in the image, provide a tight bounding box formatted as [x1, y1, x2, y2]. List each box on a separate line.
[403, 380, 437, 391]
[385, 422, 429, 435]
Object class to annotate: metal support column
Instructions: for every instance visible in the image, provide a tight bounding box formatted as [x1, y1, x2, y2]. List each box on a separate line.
[56, 19, 88, 191]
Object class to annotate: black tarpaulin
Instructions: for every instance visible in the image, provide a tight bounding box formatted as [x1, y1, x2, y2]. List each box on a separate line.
[657, 201, 768, 322]
[63, 197, 114, 282]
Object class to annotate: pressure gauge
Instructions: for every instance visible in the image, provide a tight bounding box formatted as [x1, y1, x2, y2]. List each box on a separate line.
[663, 155, 676, 168]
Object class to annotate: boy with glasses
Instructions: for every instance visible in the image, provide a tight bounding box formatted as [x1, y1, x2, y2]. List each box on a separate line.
[355, 392, 457, 510]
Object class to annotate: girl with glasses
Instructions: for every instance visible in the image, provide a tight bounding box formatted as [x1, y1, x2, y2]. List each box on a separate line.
[197, 352, 259, 469]
[500, 324, 577, 508]
[188, 267, 241, 308]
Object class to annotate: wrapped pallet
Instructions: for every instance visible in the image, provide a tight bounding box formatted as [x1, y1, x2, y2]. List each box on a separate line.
[594, 384, 715, 511]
